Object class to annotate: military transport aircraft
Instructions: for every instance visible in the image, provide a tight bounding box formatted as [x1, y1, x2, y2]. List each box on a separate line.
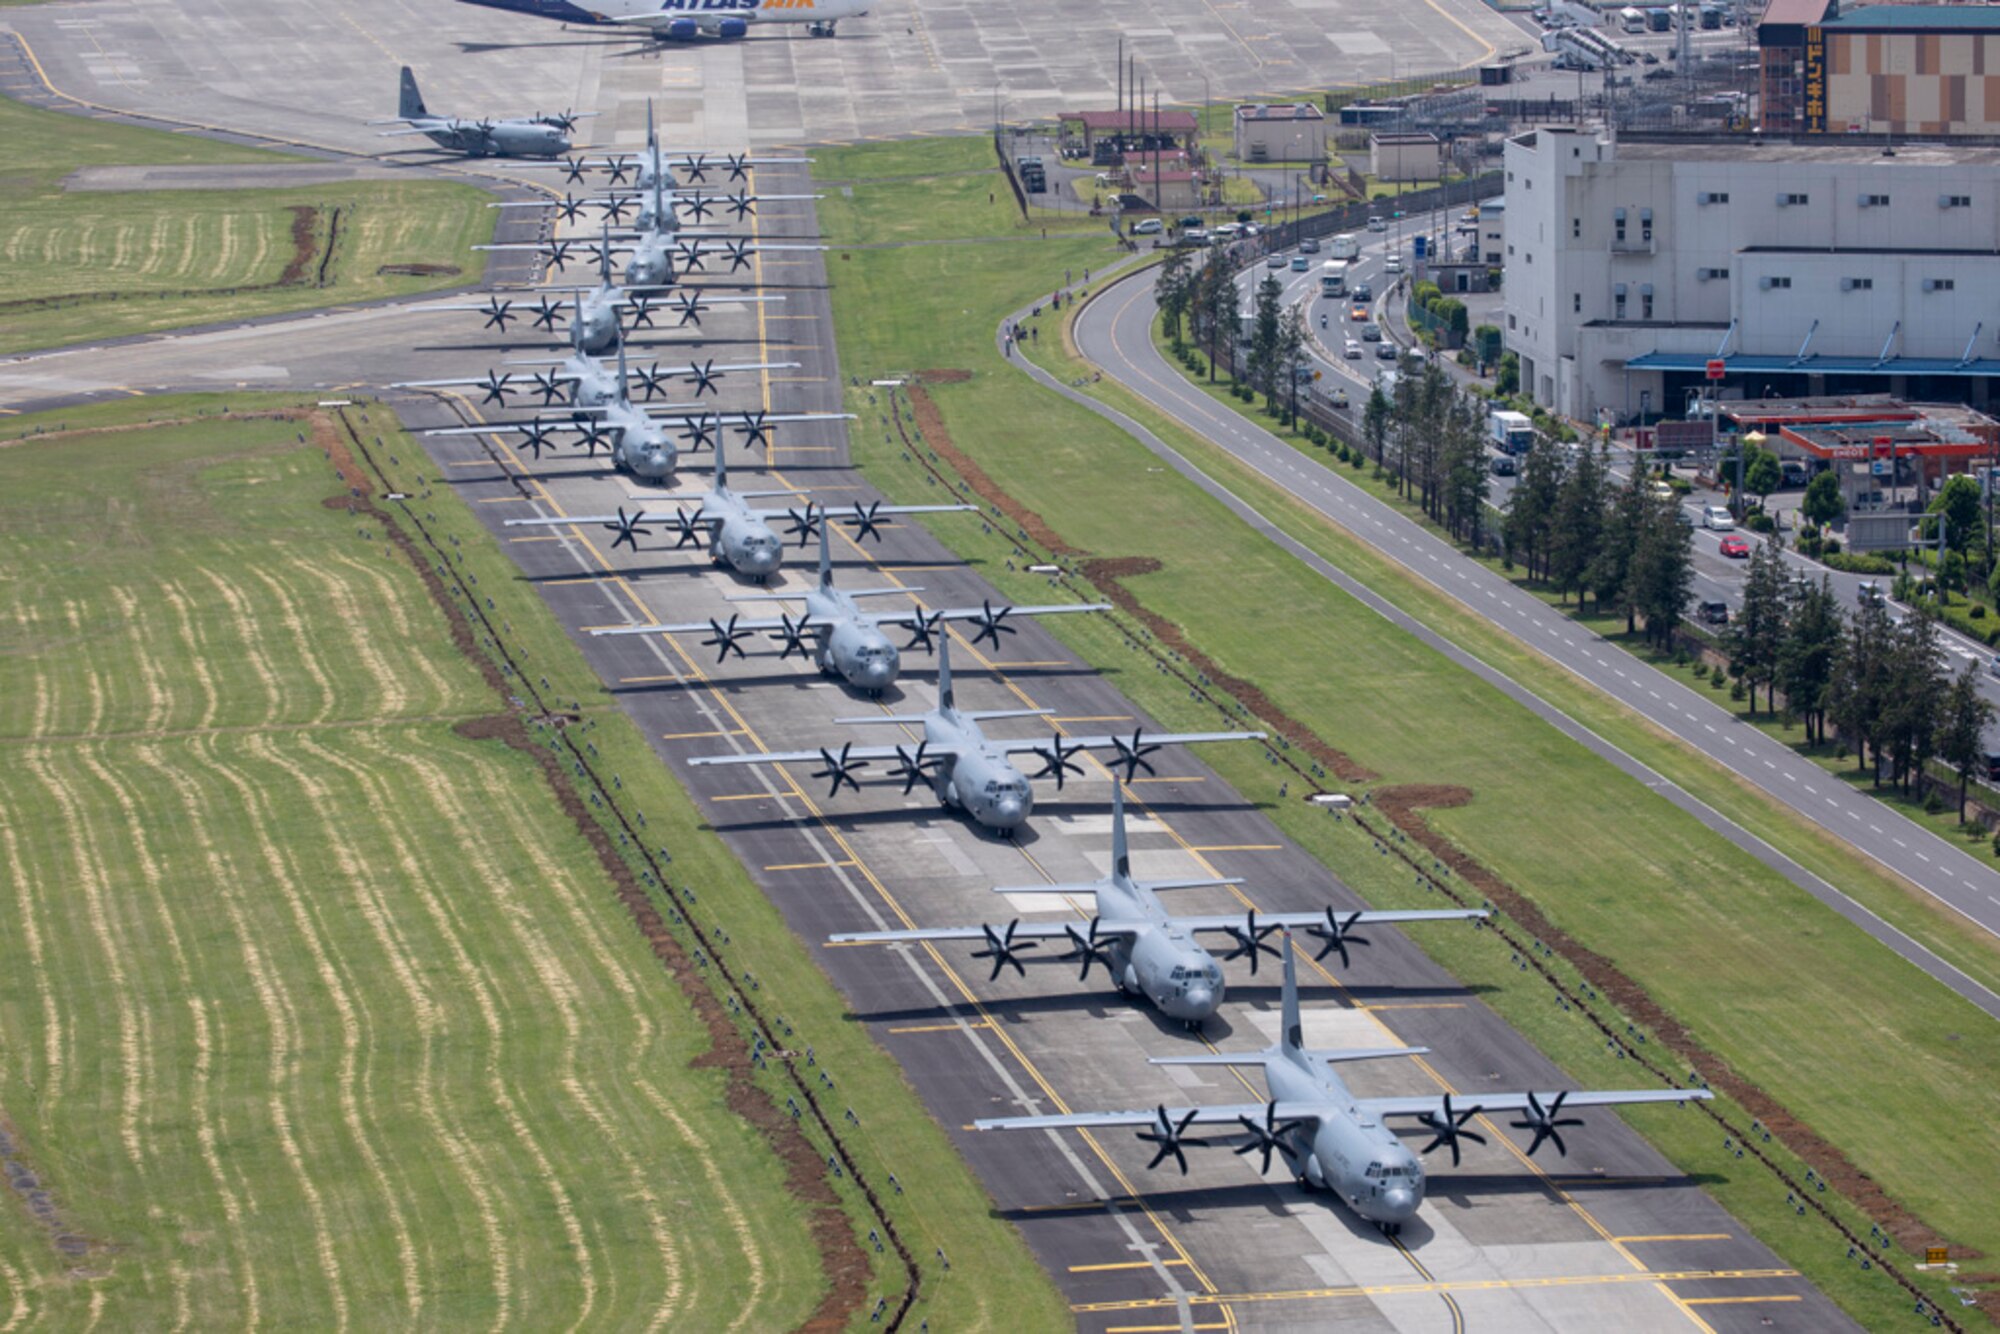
[373, 66, 586, 159]
[457, 0, 869, 41]
[506, 446, 974, 582]
[594, 521, 1109, 694]
[974, 928, 1712, 1233]
[687, 636, 1265, 835]
[828, 784, 1486, 1026]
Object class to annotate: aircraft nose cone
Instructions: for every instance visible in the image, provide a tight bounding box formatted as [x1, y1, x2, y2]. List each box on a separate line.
[1179, 986, 1217, 1020]
[1380, 1188, 1420, 1220]
[992, 798, 1027, 827]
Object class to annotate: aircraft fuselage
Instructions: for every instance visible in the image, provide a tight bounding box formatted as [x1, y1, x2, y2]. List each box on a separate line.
[1266, 1056, 1426, 1228]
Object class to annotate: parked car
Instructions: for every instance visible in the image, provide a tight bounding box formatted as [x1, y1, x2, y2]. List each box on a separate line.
[1718, 534, 1750, 558]
[1702, 505, 1734, 530]
[1132, 217, 1164, 235]
[1697, 600, 1730, 625]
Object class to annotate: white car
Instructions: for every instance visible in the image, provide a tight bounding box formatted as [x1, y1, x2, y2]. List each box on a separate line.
[1366, 215, 1387, 232]
[1702, 505, 1734, 531]
[1343, 339, 1363, 359]
[1266, 253, 1287, 269]
[1384, 253, 1404, 273]
[1132, 217, 1164, 235]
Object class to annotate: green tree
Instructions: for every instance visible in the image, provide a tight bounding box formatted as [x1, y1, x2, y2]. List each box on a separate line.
[1729, 540, 1788, 713]
[1362, 386, 1391, 466]
[1922, 474, 1983, 555]
[1936, 662, 1997, 821]
[1776, 576, 1844, 745]
[1248, 274, 1284, 410]
[1741, 445, 1782, 504]
[1495, 352, 1519, 395]
[1882, 610, 1948, 792]
[1827, 592, 1896, 777]
[1277, 304, 1309, 426]
[1547, 442, 1608, 607]
[1589, 467, 1647, 626]
[1504, 440, 1566, 583]
[1802, 469, 1845, 527]
[1155, 246, 1194, 345]
[1629, 495, 1695, 646]
[1189, 259, 1240, 384]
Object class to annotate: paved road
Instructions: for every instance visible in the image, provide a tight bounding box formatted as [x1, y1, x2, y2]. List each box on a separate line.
[1019, 266, 2000, 1021]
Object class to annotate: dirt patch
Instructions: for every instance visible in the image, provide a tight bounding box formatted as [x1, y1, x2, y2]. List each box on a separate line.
[377, 263, 462, 278]
[915, 369, 972, 384]
[277, 206, 320, 288]
[1369, 783, 1977, 1269]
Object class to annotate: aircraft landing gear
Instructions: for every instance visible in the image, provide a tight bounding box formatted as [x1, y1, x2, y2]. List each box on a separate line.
[1379, 1221, 1402, 1237]
[806, 19, 835, 35]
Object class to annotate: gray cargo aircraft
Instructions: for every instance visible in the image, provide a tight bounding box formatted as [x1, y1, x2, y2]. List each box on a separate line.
[828, 784, 1485, 1026]
[974, 929, 1712, 1232]
[688, 636, 1265, 835]
[373, 66, 584, 159]
[595, 521, 1108, 694]
[506, 446, 973, 582]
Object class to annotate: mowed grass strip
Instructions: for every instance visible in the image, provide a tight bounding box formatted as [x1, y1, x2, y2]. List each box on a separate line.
[0, 93, 488, 352]
[361, 398, 1071, 1331]
[0, 404, 820, 1328]
[814, 138, 2000, 1319]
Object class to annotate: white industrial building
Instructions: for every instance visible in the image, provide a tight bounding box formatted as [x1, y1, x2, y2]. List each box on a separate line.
[1501, 127, 2000, 424]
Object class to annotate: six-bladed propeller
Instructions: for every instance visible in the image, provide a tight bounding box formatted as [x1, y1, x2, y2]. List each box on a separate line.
[970, 919, 1037, 981]
[1137, 1106, 1211, 1176]
[1419, 1093, 1487, 1167]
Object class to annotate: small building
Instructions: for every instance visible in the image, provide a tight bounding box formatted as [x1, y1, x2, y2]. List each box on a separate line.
[1233, 103, 1327, 163]
[1125, 165, 1201, 212]
[1058, 109, 1199, 163]
[1370, 131, 1444, 183]
[1716, 395, 1998, 507]
[1758, 0, 2000, 136]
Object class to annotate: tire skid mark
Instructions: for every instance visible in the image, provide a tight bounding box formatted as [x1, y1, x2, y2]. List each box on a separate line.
[185, 998, 259, 1328]
[0, 1243, 28, 1330]
[633, 1078, 765, 1333]
[68, 597, 109, 737]
[229, 731, 423, 1323]
[158, 579, 220, 732]
[286, 558, 407, 717]
[241, 564, 339, 725]
[292, 732, 514, 1327]
[321, 551, 455, 707]
[194, 567, 284, 727]
[436, 744, 689, 1324]
[0, 814, 66, 1105]
[19, 746, 147, 1174]
[361, 734, 595, 1325]
[156, 739, 348, 1328]
[105, 586, 162, 733]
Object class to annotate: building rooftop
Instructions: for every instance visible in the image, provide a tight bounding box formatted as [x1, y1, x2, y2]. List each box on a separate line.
[1822, 3, 2000, 29]
[1371, 131, 1441, 145]
[1758, 0, 1834, 27]
[1236, 103, 1324, 121]
[1519, 126, 2000, 165]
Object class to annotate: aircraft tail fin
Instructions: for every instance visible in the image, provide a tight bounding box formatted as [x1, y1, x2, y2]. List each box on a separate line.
[936, 631, 955, 713]
[817, 518, 833, 590]
[1280, 928, 1303, 1055]
[399, 66, 427, 120]
[1111, 782, 1131, 881]
[713, 438, 729, 491]
[615, 336, 629, 401]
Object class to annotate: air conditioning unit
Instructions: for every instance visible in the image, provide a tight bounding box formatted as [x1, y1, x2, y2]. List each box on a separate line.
[1697, 267, 1724, 280]
[1841, 277, 1860, 291]
[1922, 279, 1940, 291]
[1696, 191, 1715, 204]
[1939, 194, 1957, 208]
[1759, 276, 1779, 289]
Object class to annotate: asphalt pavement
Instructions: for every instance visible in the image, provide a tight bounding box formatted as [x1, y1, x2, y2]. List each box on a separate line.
[1032, 260, 2000, 1020]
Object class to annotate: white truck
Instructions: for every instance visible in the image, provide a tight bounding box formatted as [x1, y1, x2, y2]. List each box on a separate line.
[1489, 409, 1537, 455]
[1328, 233, 1361, 261]
[1319, 259, 1348, 298]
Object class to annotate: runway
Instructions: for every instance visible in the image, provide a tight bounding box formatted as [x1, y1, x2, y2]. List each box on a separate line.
[0, 3, 1857, 1327]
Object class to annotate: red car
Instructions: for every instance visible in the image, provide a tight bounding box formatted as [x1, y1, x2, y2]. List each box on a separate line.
[1718, 535, 1750, 559]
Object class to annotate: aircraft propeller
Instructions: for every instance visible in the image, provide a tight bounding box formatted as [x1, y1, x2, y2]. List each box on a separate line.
[604, 506, 652, 552]
[1109, 729, 1162, 783]
[1235, 1102, 1305, 1175]
[517, 420, 560, 459]
[681, 193, 716, 222]
[541, 107, 581, 133]
[576, 421, 611, 457]
[901, 609, 946, 655]
[723, 239, 755, 273]
[726, 191, 756, 220]
[634, 362, 673, 401]
[738, 410, 772, 451]
[1511, 1092, 1583, 1159]
[555, 193, 590, 224]
[970, 919, 1038, 981]
[845, 500, 889, 544]
[969, 599, 1016, 649]
[680, 153, 711, 183]
[604, 158, 633, 186]
[542, 239, 575, 272]
[675, 240, 708, 273]
[1222, 908, 1283, 975]
[476, 370, 514, 406]
[783, 506, 822, 548]
[562, 155, 592, 184]
[478, 296, 515, 331]
[1031, 733, 1086, 790]
[701, 614, 755, 662]
[1061, 916, 1113, 982]
[810, 742, 869, 797]
[530, 370, 568, 406]
[529, 296, 566, 330]
[725, 152, 753, 182]
[770, 612, 814, 661]
[678, 416, 718, 452]
[667, 506, 708, 549]
[684, 359, 721, 397]
[600, 194, 636, 224]
[892, 742, 943, 796]
[669, 291, 709, 327]
[1305, 909, 1370, 969]
[1137, 1105, 1212, 1176]
[626, 295, 657, 331]
[1418, 1093, 1487, 1167]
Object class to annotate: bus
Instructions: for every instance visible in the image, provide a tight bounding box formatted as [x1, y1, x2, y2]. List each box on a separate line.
[1319, 259, 1350, 298]
[1619, 6, 1647, 30]
[1646, 6, 1672, 30]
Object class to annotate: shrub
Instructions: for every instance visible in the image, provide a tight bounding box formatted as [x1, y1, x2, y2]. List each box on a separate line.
[1925, 791, 1946, 815]
[1974, 604, 1987, 620]
[1349, 453, 1365, 470]
[1822, 537, 1842, 556]
[1336, 442, 1351, 462]
[1745, 512, 1776, 534]
[1709, 664, 1726, 688]
[1729, 679, 1747, 702]
[1823, 551, 1895, 575]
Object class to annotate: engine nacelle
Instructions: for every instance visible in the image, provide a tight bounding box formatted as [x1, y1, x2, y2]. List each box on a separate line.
[1303, 1152, 1328, 1189]
[664, 17, 699, 38]
[718, 17, 748, 36]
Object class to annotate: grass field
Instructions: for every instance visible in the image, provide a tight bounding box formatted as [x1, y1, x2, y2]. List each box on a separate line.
[0, 93, 489, 352]
[815, 136, 2000, 1326]
[0, 402, 827, 1326]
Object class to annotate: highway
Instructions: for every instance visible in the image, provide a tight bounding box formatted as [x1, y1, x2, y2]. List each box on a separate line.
[1020, 257, 2000, 1020]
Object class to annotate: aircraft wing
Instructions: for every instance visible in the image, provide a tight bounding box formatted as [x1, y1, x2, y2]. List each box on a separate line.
[504, 511, 703, 530]
[995, 730, 1267, 759]
[974, 1101, 1326, 1133]
[1359, 1088, 1711, 1120]
[1168, 908, 1488, 934]
[745, 502, 979, 523]
[423, 419, 580, 437]
[688, 743, 964, 769]
[828, 918, 1143, 945]
[868, 602, 1112, 629]
[591, 613, 835, 638]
